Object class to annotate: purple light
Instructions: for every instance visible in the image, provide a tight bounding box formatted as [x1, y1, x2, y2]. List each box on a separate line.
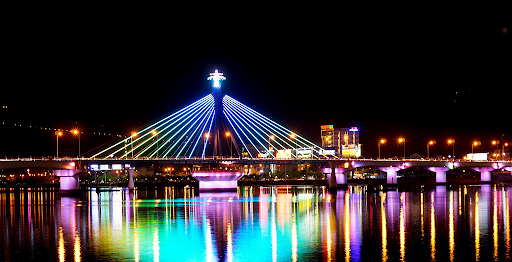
[193, 171, 243, 191]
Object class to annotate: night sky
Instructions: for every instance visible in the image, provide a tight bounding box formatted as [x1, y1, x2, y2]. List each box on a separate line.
[1, 12, 510, 158]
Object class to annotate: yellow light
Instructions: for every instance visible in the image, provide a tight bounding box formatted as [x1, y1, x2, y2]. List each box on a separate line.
[473, 141, 480, 146]
[225, 132, 230, 137]
[57, 131, 62, 136]
[398, 137, 404, 143]
[380, 139, 386, 144]
[290, 133, 295, 139]
[205, 133, 209, 138]
[71, 129, 79, 135]
[131, 132, 138, 137]
[429, 140, 435, 145]
[447, 139, 454, 144]
[270, 135, 275, 140]
[152, 130, 157, 136]
[492, 140, 497, 145]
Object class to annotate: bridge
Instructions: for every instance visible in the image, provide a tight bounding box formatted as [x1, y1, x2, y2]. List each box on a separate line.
[2, 157, 511, 192]
[2, 70, 511, 191]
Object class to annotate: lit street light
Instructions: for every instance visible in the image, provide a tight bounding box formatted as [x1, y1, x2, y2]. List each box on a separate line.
[398, 137, 405, 159]
[427, 140, 436, 158]
[378, 139, 386, 159]
[71, 129, 80, 157]
[472, 141, 481, 154]
[55, 131, 63, 158]
[447, 139, 455, 159]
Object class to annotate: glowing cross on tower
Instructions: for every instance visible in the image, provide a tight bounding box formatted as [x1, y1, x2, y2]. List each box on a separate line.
[207, 69, 226, 88]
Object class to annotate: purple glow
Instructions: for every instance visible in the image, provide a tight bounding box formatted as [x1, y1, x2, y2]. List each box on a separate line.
[54, 169, 78, 177]
[321, 167, 347, 185]
[428, 167, 449, 183]
[60, 176, 79, 191]
[379, 166, 401, 184]
[193, 171, 243, 191]
[473, 167, 494, 182]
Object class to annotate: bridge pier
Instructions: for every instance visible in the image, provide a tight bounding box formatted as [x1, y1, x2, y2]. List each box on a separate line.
[128, 168, 135, 190]
[379, 166, 401, 185]
[55, 169, 86, 193]
[323, 162, 347, 190]
[428, 167, 450, 184]
[472, 167, 494, 182]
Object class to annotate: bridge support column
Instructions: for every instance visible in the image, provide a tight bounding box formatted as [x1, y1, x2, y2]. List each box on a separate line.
[473, 167, 494, 183]
[324, 161, 347, 189]
[428, 167, 450, 184]
[128, 168, 135, 190]
[379, 166, 401, 185]
[55, 169, 86, 192]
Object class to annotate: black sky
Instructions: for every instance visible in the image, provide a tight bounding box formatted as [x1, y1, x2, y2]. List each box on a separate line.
[1, 9, 510, 158]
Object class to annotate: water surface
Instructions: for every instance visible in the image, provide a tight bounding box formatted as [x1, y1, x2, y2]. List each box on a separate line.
[1, 185, 511, 261]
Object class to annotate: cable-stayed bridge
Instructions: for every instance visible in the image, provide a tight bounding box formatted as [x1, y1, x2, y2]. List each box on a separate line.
[2, 70, 511, 192]
[90, 71, 322, 161]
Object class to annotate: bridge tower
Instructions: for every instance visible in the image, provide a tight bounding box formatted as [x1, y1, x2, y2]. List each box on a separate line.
[208, 69, 226, 158]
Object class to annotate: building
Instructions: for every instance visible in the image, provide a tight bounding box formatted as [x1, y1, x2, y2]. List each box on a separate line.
[320, 125, 362, 158]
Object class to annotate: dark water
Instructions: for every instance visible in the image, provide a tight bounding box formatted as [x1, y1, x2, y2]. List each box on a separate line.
[1, 185, 511, 261]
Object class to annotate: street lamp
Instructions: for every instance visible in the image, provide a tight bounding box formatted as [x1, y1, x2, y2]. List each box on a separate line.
[71, 129, 80, 158]
[55, 131, 63, 158]
[471, 141, 481, 154]
[225, 132, 232, 158]
[204, 133, 209, 159]
[447, 139, 455, 159]
[152, 130, 159, 158]
[398, 137, 405, 159]
[378, 139, 386, 159]
[427, 140, 436, 159]
[131, 132, 137, 158]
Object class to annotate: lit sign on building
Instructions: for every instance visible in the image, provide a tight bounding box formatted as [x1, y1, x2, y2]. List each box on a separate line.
[296, 148, 313, 159]
[321, 125, 334, 130]
[349, 127, 358, 132]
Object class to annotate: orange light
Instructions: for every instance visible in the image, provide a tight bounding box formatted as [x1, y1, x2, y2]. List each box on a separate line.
[505, 143, 509, 147]
[270, 135, 275, 140]
[225, 132, 230, 137]
[71, 129, 79, 135]
[447, 139, 454, 144]
[151, 130, 157, 136]
[290, 133, 296, 139]
[380, 139, 386, 144]
[398, 137, 404, 143]
[56, 131, 62, 136]
[492, 140, 498, 145]
[204, 133, 209, 138]
[131, 132, 138, 137]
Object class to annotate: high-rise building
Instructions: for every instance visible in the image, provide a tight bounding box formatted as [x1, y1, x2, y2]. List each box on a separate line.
[320, 125, 362, 158]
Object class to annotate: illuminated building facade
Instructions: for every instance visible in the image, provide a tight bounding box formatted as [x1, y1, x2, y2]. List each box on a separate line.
[320, 125, 362, 158]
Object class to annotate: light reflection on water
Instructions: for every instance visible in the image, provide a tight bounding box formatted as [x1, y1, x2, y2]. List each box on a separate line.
[0, 185, 511, 261]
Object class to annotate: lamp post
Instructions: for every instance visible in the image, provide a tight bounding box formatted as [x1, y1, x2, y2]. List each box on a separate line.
[378, 139, 386, 159]
[131, 132, 137, 158]
[71, 129, 80, 158]
[427, 140, 436, 159]
[447, 139, 455, 159]
[55, 131, 63, 158]
[152, 130, 158, 158]
[204, 133, 209, 159]
[398, 137, 405, 159]
[226, 132, 232, 158]
[269, 134, 275, 157]
[472, 141, 481, 154]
